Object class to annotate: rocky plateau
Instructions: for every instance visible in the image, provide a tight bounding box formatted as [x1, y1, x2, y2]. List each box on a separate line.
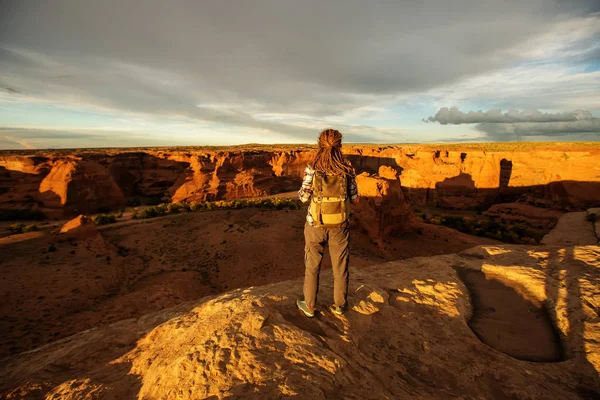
[0, 210, 599, 399]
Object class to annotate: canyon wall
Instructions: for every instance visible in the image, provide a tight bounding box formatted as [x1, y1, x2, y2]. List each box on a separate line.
[1, 144, 599, 219]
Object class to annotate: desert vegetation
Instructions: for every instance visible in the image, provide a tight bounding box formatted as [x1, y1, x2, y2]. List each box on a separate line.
[418, 213, 542, 244]
[7, 223, 39, 234]
[133, 197, 301, 220]
[91, 214, 118, 226]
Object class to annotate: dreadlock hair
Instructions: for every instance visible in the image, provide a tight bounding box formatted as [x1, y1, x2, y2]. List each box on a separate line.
[312, 129, 354, 176]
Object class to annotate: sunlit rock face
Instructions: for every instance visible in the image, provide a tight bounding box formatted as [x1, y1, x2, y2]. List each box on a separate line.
[38, 159, 126, 214]
[1, 144, 599, 218]
[353, 166, 416, 248]
[1, 240, 599, 399]
[59, 214, 99, 240]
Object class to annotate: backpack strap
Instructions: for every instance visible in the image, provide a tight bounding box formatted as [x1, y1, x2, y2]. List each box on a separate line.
[339, 173, 347, 222]
[313, 172, 323, 225]
[316, 171, 324, 200]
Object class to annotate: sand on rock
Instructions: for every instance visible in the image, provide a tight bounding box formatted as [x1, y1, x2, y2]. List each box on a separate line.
[541, 212, 598, 246]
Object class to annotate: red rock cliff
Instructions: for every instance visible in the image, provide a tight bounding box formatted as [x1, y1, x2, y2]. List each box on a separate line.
[1, 143, 599, 218]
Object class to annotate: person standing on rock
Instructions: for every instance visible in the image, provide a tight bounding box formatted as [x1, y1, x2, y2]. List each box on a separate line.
[296, 129, 359, 317]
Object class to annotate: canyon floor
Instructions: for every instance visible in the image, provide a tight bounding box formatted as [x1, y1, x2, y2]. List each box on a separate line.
[0, 206, 498, 359]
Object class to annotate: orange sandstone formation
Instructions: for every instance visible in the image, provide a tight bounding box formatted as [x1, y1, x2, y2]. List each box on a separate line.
[353, 166, 416, 248]
[59, 215, 99, 240]
[1, 144, 599, 219]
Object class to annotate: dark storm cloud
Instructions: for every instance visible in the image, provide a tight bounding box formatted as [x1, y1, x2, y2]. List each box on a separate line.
[475, 120, 600, 140]
[1, 1, 596, 115]
[1, 1, 563, 95]
[1, 0, 599, 145]
[426, 107, 596, 124]
[425, 107, 600, 141]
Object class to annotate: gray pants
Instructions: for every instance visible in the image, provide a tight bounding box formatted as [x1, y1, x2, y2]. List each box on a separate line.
[303, 222, 350, 309]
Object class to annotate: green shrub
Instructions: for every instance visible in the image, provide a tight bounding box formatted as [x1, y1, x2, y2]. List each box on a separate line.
[428, 215, 442, 225]
[480, 220, 501, 233]
[502, 230, 520, 243]
[9, 223, 24, 234]
[484, 230, 503, 241]
[190, 201, 204, 211]
[166, 202, 187, 214]
[425, 213, 541, 245]
[134, 197, 302, 219]
[22, 224, 39, 233]
[91, 214, 117, 225]
[139, 205, 168, 219]
[8, 223, 39, 234]
[440, 216, 471, 234]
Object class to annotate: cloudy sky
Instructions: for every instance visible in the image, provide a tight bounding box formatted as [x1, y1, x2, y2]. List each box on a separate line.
[1, 0, 599, 149]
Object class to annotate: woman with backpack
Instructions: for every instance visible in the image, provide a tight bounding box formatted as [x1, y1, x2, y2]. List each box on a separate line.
[296, 129, 359, 317]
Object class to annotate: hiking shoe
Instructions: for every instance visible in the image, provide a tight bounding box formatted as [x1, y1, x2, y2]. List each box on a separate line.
[296, 298, 315, 318]
[331, 303, 347, 316]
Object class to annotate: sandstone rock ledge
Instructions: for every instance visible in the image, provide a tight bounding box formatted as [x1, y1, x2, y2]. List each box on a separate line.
[1, 244, 599, 399]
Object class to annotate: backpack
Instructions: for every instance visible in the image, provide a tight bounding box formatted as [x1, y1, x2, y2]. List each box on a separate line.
[310, 171, 350, 227]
